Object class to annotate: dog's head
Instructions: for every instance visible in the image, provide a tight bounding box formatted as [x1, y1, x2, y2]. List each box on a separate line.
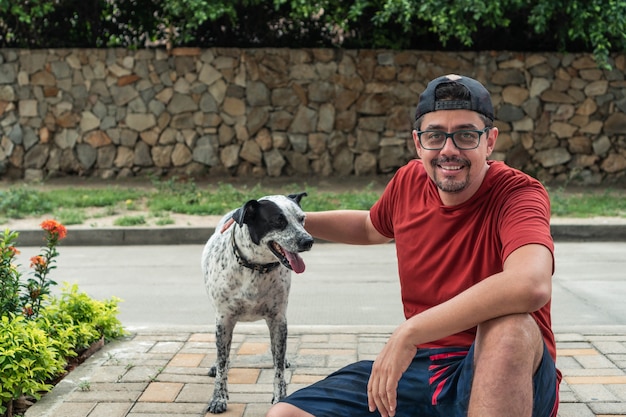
[231, 192, 314, 273]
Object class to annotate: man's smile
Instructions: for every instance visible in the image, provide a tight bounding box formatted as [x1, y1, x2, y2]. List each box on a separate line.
[434, 157, 469, 173]
[438, 163, 464, 171]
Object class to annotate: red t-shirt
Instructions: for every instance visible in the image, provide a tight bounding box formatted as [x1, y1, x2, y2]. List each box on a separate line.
[370, 159, 557, 361]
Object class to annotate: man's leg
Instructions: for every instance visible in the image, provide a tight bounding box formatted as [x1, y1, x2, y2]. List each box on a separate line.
[266, 351, 448, 417]
[266, 402, 314, 417]
[469, 313, 544, 417]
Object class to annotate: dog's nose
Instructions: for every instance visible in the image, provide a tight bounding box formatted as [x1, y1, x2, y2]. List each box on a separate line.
[300, 236, 314, 251]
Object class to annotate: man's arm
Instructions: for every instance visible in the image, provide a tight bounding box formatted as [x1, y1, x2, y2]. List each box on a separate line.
[367, 243, 553, 417]
[396, 243, 552, 343]
[305, 210, 392, 245]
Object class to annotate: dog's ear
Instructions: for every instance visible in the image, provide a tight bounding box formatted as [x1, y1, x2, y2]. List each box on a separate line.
[231, 199, 260, 227]
[287, 192, 307, 207]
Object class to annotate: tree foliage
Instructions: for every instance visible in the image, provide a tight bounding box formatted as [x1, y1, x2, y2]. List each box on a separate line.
[527, 0, 626, 69]
[1, 0, 624, 68]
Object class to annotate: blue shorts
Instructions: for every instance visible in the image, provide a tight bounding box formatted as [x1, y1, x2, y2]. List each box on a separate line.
[281, 343, 559, 417]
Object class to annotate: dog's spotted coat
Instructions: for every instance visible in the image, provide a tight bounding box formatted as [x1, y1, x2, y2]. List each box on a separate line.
[201, 193, 314, 413]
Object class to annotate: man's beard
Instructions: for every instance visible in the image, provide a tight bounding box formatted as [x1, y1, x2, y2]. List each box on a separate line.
[431, 157, 471, 193]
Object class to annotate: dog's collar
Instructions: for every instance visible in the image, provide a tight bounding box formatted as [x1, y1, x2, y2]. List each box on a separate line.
[230, 226, 281, 273]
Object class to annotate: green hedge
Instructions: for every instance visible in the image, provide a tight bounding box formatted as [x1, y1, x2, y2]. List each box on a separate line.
[0, 223, 125, 417]
[0, 315, 66, 416]
[0, 287, 125, 417]
[1, 0, 624, 68]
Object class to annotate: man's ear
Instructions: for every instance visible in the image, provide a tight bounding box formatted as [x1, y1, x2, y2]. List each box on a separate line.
[485, 127, 499, 158]
[412, 130, 423, 158]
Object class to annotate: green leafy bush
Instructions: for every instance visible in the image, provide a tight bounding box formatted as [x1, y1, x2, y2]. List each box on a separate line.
[0, 222, 125, 416]
[0, 221, 64, 319]
[43, 283, 126, 345]
[1, 0, 623, 68]
[0, 230, 21, 316]
[0, 315, 66, 417]
[0, 188, 52, 219]
[113, 215, 147, 226]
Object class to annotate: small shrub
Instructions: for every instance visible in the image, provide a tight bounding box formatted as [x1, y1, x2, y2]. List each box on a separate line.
[77, 380, 91, 391]
[155, 217, 175, 226]
[45, 283, 126, 344]
[113, 215, 146, 226]
[54, 209, 86, 226]
[0, 315, 66, 417]
[0, 188, 53, 218]
[0, 230, 21, 316]
[21, 220, 66, 319]
[47, 188, 144, 208]
[1, 220, 65, 320]
[0, 221, 125, 416]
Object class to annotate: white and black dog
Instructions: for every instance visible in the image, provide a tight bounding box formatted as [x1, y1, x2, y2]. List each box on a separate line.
[201, 193, 314, 414]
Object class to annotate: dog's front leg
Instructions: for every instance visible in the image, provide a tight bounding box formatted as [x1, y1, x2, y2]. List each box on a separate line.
[208, 318, 235, 414]
[267, 316, 288, 403]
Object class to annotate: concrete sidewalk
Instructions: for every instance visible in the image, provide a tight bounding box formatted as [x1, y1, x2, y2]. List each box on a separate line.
[16, 221, 626, 417]
[25, 325, 626, 417]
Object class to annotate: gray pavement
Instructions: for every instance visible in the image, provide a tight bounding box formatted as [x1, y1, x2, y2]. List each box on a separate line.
[16, 241, 626, 332]
[16, 243, 404, 330]
[13, 227, 626, 417]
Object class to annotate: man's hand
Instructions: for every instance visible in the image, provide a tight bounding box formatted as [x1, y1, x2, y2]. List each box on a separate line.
[367, 326, 417, 417]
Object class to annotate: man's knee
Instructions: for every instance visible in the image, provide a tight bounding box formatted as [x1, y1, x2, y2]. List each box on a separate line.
[266, 402, 312, 417]
[266, 403, 287, 417]
[474, 314, 544, 371]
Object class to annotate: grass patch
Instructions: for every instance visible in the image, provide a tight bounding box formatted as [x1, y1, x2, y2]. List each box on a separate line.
[155, 217, 175, 226]
[93, 206, 119, 218]
[307, 184, 380, 211]
[153, 211, 175, 226]
[147, 182, 381, 215]
[113, 215, 147, 226]
[54, 209, 86, 226]
[0, 179, 624, 223]
[548, 188, 626, 218]
[46, 187, 147, 208]
[148, 182, 264, 215]
[0, 187, 53, 218]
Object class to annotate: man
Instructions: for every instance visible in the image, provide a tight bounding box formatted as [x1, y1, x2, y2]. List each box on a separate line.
[267, 74, 560, 417]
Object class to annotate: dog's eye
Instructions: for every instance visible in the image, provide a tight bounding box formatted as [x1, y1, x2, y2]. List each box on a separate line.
[299, 215, 305, 225]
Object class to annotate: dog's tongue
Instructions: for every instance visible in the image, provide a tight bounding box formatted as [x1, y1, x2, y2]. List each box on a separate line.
[285, 251, 306, 274]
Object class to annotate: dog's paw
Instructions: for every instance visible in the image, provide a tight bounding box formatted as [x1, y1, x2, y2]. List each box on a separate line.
[271, 380, 287, 404]
[208, 365, 217, 377]
[271, 393, 286, 405]
[207, 398, 228, 414]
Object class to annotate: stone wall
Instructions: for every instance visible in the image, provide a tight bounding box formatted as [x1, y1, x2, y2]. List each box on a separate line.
[1, 48, 625, 185]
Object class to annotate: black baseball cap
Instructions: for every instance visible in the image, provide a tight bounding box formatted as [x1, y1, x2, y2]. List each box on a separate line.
[415, 74, 494, 121]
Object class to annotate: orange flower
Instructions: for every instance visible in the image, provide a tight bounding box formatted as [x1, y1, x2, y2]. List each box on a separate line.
[30, 255, 46, 268]
[23, 306, 34, 317]
[40, 219, 67, 240]
[5, 246, 20, 256]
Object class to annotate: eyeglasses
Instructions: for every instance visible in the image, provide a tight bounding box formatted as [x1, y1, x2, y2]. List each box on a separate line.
[416, 128, 490, 150]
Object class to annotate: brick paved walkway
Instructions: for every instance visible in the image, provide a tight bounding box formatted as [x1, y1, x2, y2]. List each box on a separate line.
[26, 326, 626, 417]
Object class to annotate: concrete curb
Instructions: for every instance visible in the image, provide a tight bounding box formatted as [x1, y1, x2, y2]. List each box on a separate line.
[13, 224, 626, 246]
[15, 227, 215, 246]
[550, 223, 626, 242]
